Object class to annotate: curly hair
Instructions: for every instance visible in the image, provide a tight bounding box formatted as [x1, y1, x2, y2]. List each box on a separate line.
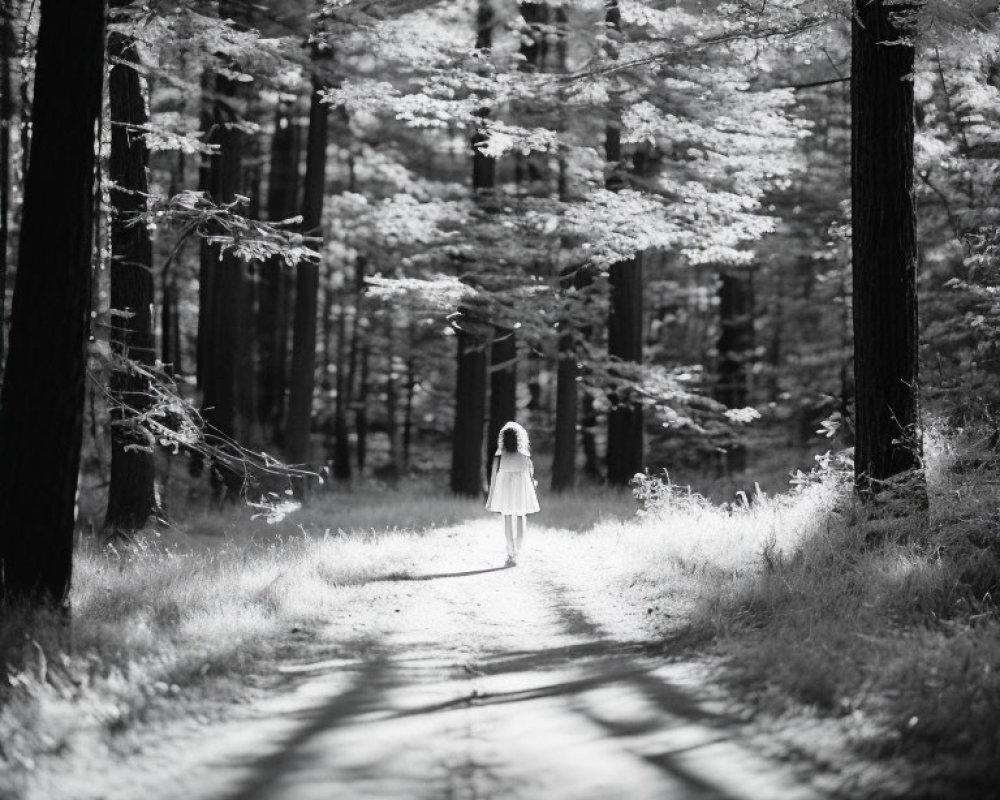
[497, 421, 530, 456]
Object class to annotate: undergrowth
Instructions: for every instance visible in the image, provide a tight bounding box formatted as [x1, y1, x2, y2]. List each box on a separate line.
[611, 426, 1000, 797]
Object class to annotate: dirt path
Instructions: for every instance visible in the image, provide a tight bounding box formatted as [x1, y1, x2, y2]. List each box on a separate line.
[35, 522, 829, 800]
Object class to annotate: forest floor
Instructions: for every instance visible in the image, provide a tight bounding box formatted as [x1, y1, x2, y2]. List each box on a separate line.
[19, 515, 888, 800]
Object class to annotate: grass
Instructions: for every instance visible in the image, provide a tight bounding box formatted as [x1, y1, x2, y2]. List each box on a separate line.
[4, 439, 999, 798]
[561, 428, 1000, 797]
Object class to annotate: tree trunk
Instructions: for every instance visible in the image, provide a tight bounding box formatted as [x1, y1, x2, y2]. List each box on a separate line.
[713, 268, 754, 473]
[603, 0, 644, 486]
[452, 1, 494, 494]
[404, 351, 416, 466]
[285, 76, 328, 496]
[202, 48, 249, 501]
[451, 309, 490, 496]
[332, 280, 351, 480]
[385, 319, 403, 482]
[715, 269, 754, 408]
[851, 0, 922, 498]
[551, 265, 587, 491]
[0, 4, 11, 377]
[104, 6, 158, 535]
[258, 98, 300, 442]
[486, 327, 516, 466]
[606, 252, 644, 485]
[356, 340, 369, 472]
[0, 0, 104, 606]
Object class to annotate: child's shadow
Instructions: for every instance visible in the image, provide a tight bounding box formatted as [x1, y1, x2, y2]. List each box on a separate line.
[374, 566, 511, 582]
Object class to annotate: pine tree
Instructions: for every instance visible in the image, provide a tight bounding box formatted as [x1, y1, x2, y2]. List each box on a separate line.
[104, 0, 158, 535]
[0, 0, 105, 605]
[851, 0, 923, 499]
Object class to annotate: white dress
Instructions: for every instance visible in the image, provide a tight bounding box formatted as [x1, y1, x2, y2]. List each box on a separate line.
[486, 451, 540, 515]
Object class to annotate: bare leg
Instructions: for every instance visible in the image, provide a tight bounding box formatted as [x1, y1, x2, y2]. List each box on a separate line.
[503, 514, 515, 560]
[515, 515, 525, 556]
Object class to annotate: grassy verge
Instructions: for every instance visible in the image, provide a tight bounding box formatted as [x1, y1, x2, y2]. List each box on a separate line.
[567, 430, 1000, 797]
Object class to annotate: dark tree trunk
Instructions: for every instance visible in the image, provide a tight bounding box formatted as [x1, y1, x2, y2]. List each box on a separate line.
[104, 7, 158, 535]
[258, 98, 300, 442]
[851, 0, 922, 498]
[550, 14, 578, 492]
[606, 252, 644, 485]
[603, 0, 643, 486]
[161, 147, 184, 376]
[332, 282, 351, 480]
[202, 50, 250, 500]
[356, 341, 370, 472]
[451, 1, 494, 494]
[341, 257, 366, 480]
[715, 269, 754, 408]
[385, 320, 403, 481]
[190, 71, 214, 480]
[0, 4, 11, 376]
[714, 268, 754, 473]
[451, 310, 490, 496]
[486, 326, 516, 464]
[286, 77, 328, 496]
[551, 266, 588, 491]
[0, 0, 104, 606]
[404, 351, 416, 466]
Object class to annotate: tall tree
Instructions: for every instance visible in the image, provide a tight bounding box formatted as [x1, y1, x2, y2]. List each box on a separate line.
[286, 66, 330, 496]
[450, 305, 490, 496]
[104, 0, 158, 535]
[486, 326, 516, 464]
[0, 0, 105, 605]
[0, 3, 11, 377]
[258, 97, 300, 443]
[452, 0, 494, 495]
[202, 4, 252, 499]
[604, 0, 644, 486]
[851, 0, 922, 498]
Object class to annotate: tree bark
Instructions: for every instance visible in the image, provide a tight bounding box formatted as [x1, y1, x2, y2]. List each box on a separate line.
[0, 4, 11, 376]
[715, 269, 754, 408]
[0, 0, 104, 606]
[285, 76, 328, 496]
[202, 43, 250, 501]
[606, 252, 644, 485]
[851, 0, 922, 498]
[603, 0, 644, 486]
[551, 266, 588, 491]
[451, 309, 490, 496]
[451, 1, 494, 494]
[258, 98, 300, 442]
[104, 5, 158, 535]
[486, 326, 516, 464]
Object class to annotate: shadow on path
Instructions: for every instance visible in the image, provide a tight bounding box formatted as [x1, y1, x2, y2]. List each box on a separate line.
[373, 566, 510, 582]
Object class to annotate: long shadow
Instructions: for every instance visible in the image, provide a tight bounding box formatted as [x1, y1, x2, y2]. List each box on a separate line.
[216, 644, 397, 800]
[372, 566, 510, 582]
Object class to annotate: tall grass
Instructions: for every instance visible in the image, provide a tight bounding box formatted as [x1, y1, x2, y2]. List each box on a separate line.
[570, 429, 1000, 796]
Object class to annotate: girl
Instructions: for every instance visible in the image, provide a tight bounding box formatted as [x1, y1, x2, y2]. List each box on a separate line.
[485, 421, 539, 566]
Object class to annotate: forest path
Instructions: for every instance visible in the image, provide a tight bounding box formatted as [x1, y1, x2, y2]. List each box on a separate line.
[42, 520, 827, 800]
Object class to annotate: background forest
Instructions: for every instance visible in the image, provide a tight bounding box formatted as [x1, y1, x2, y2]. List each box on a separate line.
[1, 0, 999, 525]
[2, 0, 1000, 797]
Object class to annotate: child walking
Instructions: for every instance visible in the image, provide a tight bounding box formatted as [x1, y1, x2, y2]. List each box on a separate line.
[486, 421, 539, 566]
